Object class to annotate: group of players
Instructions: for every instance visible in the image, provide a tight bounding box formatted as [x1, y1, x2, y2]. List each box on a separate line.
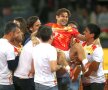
[0, 8, 106, 90]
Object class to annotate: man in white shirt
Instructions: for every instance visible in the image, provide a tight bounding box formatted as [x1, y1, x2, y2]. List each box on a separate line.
[0, 22, 21, 90]
[13, 37, 40, 90]
[13, 16, 41, 90]
[81, 24, 106, 90]
[32, 25, 62, 90]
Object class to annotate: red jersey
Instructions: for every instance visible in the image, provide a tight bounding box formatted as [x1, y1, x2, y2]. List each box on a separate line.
[46, 23, 79, 51]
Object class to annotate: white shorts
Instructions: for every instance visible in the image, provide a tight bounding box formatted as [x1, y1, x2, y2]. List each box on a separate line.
[63, 50, 70, 61]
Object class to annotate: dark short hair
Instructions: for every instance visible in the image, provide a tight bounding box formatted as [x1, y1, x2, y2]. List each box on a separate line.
[86, 24, 101, 39]
[68, 21, 79, 28]
[4, 22, 19, 34]
[37, 25, 52, 42]
[56, 8, 71, 17]
[27, 16, 39, 29]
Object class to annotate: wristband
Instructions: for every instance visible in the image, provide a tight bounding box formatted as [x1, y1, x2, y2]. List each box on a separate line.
[82, 59, 88, 66]
[65, 65, 70, 73]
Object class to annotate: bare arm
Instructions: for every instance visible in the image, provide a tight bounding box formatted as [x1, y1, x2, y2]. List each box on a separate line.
[57, 51, 68, 66]
[70, 42, 86, 62]
[49, 60, 62, 72]
[28, 60, 35, 77]
[76, 34, 86, 41]
[76, 34, 101, 46]
[83, 61, 100, 77]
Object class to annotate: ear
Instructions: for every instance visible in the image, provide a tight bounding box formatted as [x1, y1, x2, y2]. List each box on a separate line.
[56, 15, 58, 20]
[30, 27, 33, 31]
[50, 35, 53, 40]
[9, 31, 14, 36]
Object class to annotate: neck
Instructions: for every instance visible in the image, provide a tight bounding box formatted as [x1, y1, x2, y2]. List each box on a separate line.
[86, 38, 94, 45]
[41, 39, 52, 44]
[3, 35, 11, 42]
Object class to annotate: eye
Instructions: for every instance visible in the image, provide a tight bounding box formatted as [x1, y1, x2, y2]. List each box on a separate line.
[60, 15, 68, 18]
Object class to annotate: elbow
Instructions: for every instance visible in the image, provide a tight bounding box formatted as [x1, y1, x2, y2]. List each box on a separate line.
[8, 64, 16, 72]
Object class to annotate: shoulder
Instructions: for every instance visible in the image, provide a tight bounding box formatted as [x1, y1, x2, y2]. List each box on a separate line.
[82, 41, 87, 47]
[24, 40, 32, 47]
[2, 39, 14, 49]
[93, 46, 103, 54]
[51, 45, 56, 50]
[92, 46, 103, 62]
[44, 44, 57, 54]
[22, 40, 33, 52]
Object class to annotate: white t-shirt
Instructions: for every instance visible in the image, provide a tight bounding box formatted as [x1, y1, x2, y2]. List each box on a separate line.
[82, 44, 106, 83]
[33, 43, 57, 87]
[0, 38, 15, 85]
[14, 40, 34, 78]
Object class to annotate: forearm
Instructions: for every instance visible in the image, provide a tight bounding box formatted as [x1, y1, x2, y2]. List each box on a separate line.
[81, 60, 95, 77]
[51, 65, 62, 72]
[28, 60, 35, 77]
[77, 34, 86, 41]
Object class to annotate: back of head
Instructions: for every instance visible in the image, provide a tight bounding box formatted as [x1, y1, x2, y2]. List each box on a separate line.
[14, 17, 26, 24]
[4, 22, 19, 35]
[56, 8, 71, 17]
[13, 17, 27, 34]
[37, 25, 52, 42]
[86, 23, 101, 39]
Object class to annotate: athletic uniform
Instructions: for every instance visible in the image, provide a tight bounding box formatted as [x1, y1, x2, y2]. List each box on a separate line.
[82, 42, 106, 90]
[46, 23, 79, 51]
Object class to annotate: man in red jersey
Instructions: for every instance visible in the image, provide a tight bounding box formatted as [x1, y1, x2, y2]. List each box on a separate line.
[46, 8, 86, 90]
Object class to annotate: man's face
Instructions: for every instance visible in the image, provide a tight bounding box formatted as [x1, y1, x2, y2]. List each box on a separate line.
[83, 27, 94, 40]
[56, 12, 69, 26]
[30, 19, 41, 33]
[12, 27, 23, 43]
